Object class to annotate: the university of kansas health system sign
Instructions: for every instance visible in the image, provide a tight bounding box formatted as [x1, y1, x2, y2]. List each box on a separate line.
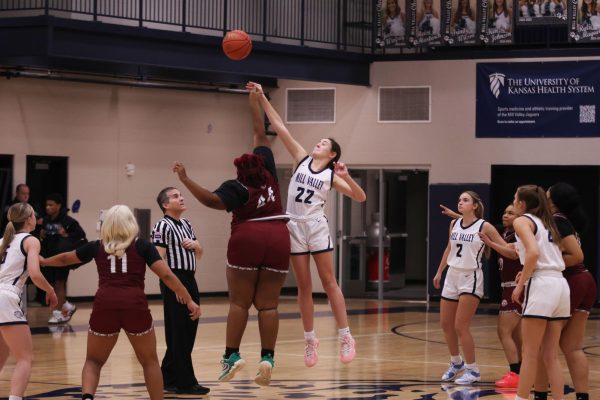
[476, 62, 599, 138]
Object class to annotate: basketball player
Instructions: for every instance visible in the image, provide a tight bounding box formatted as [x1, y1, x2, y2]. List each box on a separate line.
[433, 191, 517, 385]
[533, 183, 596, 400]
[248, 81, 366, 367]
[41, 205, 201, 400]
[0, 203, 57, 400]
[440, 202, 523, 388]
[511, 185, 569, 400]
[173, 88, 290, 386]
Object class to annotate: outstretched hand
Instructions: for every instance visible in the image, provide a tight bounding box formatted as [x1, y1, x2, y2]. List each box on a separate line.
[173, 161, 187, 181]
[246, 81, 264, 95]
[333, 161, 349, 178]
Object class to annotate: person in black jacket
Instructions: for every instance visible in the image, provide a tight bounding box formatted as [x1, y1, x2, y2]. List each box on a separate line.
[40, 193, 87, 324]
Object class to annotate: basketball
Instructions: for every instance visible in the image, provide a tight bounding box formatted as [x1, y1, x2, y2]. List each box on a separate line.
[222, 30, 252, 61]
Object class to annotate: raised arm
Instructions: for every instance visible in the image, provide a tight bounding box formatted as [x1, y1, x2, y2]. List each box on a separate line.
[331, 162, 366, 202]
[249, 89, 269, 148]
[246, 81, 308, 165]
[173, 162, 226, 211]
[479, 222, 519, 260]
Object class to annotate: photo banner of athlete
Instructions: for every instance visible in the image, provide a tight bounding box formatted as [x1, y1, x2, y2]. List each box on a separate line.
[568, 0, 600, 42]
[442, 0, 479, 45]
[408, 0, 444, 46]
[517, 0, 568, 25]
[378, 0, 408, 48]
[476, 61, 599, 138]
[478, 0, 514, 44]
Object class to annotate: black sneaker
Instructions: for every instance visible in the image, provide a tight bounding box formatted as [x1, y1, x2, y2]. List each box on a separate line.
[176, 384, 210, 395]
[163, 385, 177, 393]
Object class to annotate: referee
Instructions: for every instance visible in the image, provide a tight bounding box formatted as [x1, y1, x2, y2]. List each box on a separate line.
[152, 187, 209, 395]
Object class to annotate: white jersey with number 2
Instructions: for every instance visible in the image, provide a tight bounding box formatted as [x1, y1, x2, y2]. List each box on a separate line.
[446, 218, 486, 271]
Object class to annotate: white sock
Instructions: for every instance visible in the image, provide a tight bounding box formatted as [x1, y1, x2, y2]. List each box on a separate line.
[514, 396, 528, 400]
[338, 327, 350, 337]
[465, 362, 479, 372]
[304, 330, 316, 341]
[450, 355, 462, 364]
[9, 395, 23, 400]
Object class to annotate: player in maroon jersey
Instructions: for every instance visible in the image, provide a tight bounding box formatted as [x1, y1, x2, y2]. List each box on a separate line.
[173, 88, 290, 386]
[41, 205, 200, 400]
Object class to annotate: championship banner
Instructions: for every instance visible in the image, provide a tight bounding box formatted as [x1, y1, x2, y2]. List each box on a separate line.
[408, 0, 444, 45]
[478, 0, 513, 44]
[517, 0, 567, 24]
[476, 62, 599, 138]
[378, 0, 408, 47]
[568, 0, 600, 42]
[442, 0, 479, 45]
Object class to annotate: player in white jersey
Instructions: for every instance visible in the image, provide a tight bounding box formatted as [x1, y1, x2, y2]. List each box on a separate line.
[433, 191, 517, 385]
[249, 82, 366, 367]
[0, 202, 57, 400]
[511, 185, 568, 400]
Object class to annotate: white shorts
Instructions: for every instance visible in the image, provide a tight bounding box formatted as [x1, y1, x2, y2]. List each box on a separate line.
[287, 216, 333, 255]
[523, 273, 570, 320]
[441, 267, 484, 301]
[0, 289, 27, 325]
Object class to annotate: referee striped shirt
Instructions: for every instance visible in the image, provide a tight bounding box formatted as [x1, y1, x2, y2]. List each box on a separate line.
[151, 215, 197, 272]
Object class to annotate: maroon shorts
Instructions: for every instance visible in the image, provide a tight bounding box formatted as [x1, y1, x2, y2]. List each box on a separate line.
[227, 220, 290, 272]
[499, 286, 522, 315]
[89, 308, 153, 336]
[565, 270, 597, 313]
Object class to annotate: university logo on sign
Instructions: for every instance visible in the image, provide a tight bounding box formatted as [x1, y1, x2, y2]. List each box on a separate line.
[489, 73, 505, 99]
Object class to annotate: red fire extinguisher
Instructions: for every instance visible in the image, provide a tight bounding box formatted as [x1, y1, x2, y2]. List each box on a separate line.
[367, 248, 390, 283]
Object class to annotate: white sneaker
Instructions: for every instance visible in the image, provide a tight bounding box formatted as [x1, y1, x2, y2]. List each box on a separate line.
[441, 361, 465, 381]
[62, 301, 77, 322]
[454, 368, 481, 385]
[48, 309, 67, 324]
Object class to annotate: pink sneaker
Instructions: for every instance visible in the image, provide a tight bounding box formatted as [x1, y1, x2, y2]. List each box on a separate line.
[340, 334, 356, 363]
[304, 338, 319, 367]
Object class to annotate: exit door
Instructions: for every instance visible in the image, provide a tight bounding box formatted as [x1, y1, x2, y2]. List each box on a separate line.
[339, 169, 429, 300]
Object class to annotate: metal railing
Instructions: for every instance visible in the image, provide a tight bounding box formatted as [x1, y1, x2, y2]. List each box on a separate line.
[0, 0, 376, 53]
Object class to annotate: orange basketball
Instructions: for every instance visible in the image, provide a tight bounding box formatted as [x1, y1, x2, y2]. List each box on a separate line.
[222, 30, 252, 61]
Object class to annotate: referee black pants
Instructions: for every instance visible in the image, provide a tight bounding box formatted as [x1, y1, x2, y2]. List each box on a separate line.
[159, 270, 200, 389]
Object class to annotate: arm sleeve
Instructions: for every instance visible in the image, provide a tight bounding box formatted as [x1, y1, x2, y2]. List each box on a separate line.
[75, 240, 101, 264]
[151, 220, 169, 248]
[213, 180, 249, 212]
[254, 146, 278, 181]
[135, 239, 163, 266]
[554, 216, 575, 238]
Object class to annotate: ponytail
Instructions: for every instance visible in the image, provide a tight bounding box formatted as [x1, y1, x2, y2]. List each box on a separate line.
[327, 138, 342, 170]
[0, 222, 16, 261]
[516, 185, 561, 245]
[0, 203, 34, 260]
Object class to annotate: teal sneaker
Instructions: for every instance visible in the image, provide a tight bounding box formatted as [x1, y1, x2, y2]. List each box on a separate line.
[254, 354, 274, 386]
[218, 352, 245, 382]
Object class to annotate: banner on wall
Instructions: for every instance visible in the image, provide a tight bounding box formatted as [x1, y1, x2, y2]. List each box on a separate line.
[408, 0, 444, 45]
[442, 0, 479, 45]
[378, 0, 408, 47]
[476, 62, 599, 138]
[568, 0, 600, 42]
[517, 0, 567, 24]
[478, 0, 513, 44]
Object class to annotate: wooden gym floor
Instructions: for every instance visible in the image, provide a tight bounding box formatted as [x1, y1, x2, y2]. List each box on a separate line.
[1, 297, 599, 399]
